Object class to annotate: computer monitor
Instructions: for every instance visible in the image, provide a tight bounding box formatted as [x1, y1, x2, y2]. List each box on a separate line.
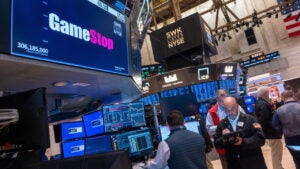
[85, 135, 113, 155]
[159, 93, 199, 121]
[111, 128, 154, 158]
[61, 121, 86, 141]
[246, 105, 254, 113]
[159, 121, 201, 141]
[244, 95, 255, 105]
[103, 102, 146, 133]
[82, 110, 105, 137]
[62, 139, 85, 158]
[0, 87, 50, 152]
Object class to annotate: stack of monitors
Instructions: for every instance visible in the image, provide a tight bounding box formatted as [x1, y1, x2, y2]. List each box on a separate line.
[111, 128, 154, 158]
[243, 95, 255, 113]
[61, 121, 86, 158]
[190, 81, 218, 101]
[158, 121, 201, 141]
[60, 102, 149, 159]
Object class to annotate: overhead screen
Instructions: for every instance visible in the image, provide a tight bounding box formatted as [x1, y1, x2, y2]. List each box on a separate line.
[11, 0, 129, 75]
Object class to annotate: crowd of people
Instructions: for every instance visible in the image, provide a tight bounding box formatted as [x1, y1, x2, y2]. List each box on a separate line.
[145, 87, 300, 169]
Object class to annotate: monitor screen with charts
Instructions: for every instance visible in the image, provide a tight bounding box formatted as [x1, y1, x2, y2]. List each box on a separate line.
[111, 128, 154, 158]
[103, 102, 146, 133]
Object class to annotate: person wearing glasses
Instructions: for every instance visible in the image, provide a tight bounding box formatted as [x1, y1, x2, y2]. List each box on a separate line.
[214, 96, 267, 169]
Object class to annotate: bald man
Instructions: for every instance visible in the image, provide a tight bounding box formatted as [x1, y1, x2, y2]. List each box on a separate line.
[214, 97, 267, 169]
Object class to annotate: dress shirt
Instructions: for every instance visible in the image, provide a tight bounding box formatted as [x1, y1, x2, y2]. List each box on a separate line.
[145, 141, 170, 169]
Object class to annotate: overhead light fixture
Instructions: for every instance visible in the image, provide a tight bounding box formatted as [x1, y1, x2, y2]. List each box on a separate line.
[266, 12, 272, 18]
[245, 21, 250, 28]
[296, 12, 300, 21]
[286, 13, 292, 19]
[52, 81, 70, 87]
[227, 33, 232, 40]
[274, 9, 279, 18]
[72, 82, 91, 87]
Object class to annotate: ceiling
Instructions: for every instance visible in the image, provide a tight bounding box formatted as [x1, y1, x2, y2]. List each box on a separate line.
[151, 0, 209, 27]
[0, 54, 142, 118]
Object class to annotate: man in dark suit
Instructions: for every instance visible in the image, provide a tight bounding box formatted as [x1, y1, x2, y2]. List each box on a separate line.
[214, 97, 267, 169]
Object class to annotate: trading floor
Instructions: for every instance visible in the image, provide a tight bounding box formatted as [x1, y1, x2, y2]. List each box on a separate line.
[211, 139, 296, 169]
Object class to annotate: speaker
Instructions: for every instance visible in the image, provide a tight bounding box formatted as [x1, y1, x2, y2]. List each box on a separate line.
[245, 28, 257, 45]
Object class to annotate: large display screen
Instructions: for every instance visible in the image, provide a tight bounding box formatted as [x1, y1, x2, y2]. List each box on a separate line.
[191, 81, 218, 101]
[103, 102, 146, 133]
[82, 110, 105, 137]
[11, 0, 129, 75]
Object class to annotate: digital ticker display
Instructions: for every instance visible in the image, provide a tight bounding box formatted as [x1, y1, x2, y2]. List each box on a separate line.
[11, 0, 129, 75]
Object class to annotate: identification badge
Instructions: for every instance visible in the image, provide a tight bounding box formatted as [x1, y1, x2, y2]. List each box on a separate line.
[237, 121, 244, 127]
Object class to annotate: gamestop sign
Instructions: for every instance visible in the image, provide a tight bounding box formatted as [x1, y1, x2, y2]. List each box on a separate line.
[11, 0, 129, 75]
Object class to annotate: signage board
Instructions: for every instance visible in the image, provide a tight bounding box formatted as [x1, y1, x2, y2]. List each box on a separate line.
[11, 0, 129, 75]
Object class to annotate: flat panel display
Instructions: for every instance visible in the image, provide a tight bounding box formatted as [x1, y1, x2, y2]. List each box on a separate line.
[160, 93, 199, 121]
[62, 139, 85, 158]
[82, 110, 105, 137]
[159, 121, 201, 141]
[219, 80, 237, 95]
[85, 135, 112, 155]
[246, 105, 254, 113]
[160, 86, 190, 98]
[11, 0, 129, 75]
[103, 102, 146, 133]
[244, 95, 255, 105]
[111, 128, 154, 157]
[140, 93, 160, 106]
[0, 88, 50, 152]
[190, 81, 218, 101]
[61, 121, 86, 141]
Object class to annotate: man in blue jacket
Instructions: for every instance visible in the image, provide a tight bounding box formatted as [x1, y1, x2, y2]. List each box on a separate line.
[273, 90, 300, 169]
[146, 110, 207, 169]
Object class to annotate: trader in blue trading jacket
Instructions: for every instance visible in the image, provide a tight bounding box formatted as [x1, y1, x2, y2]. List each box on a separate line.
[145, 110, 207, 169]
[214, 97, 267, 169]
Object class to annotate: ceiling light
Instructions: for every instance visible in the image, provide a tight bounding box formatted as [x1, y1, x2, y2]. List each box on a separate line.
[296, 12, 300, 21]
[52, 81, 70, 87]
[286, 13, 292, 19]
[72, 82, 91, 87]
[228, 33, 232, 40]
[266, 12, 272, 18]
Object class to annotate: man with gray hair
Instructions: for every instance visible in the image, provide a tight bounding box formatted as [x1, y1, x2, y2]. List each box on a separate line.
[255, 86, 283, 169]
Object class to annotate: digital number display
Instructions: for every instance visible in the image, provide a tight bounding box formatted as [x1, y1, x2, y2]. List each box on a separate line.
[11, 0, 129, 75]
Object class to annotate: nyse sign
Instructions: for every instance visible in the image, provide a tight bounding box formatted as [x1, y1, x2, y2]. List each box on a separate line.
[166, 27, 185, 48]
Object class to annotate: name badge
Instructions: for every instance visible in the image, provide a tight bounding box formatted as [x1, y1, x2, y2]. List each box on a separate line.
[237, 121, 244, 127]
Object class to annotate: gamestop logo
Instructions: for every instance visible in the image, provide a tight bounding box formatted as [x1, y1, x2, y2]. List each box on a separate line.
[49, 13, 114, 50]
